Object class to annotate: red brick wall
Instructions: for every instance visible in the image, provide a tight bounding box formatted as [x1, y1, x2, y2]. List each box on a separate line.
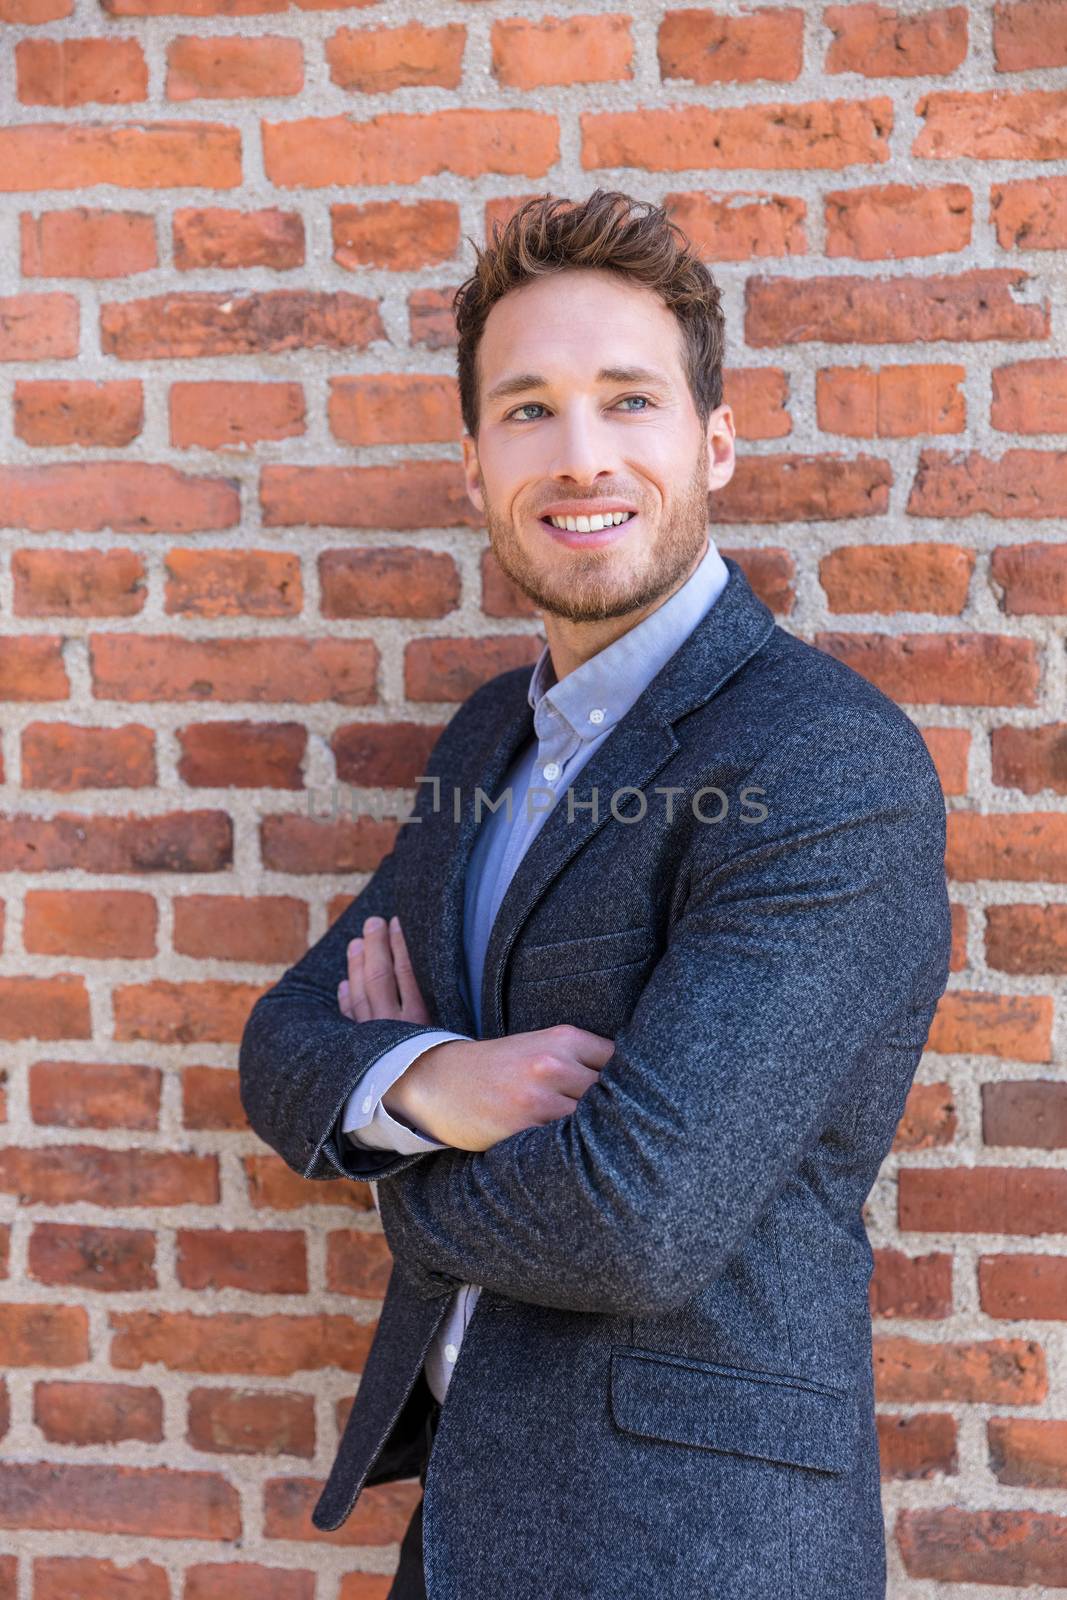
[1, 2, 1066, 1593]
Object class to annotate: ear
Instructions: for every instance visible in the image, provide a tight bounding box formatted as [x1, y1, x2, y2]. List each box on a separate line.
[462, 434, 485, 514]
[705, 403, 736, 492]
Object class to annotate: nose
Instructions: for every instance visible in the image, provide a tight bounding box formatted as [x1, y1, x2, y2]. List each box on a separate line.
[547, 402, 620, 486]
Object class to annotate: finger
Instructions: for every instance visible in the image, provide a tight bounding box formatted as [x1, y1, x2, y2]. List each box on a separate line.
[389, 916, 431, 1024]
[337, 978, 351, 1019]
[361, 915, 401, 1018]
[346, 937, 373, 1023]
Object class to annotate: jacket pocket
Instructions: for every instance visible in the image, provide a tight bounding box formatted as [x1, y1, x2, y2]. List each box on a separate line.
[609, 1347, 858, 1476]
[508, 924, 656, 984]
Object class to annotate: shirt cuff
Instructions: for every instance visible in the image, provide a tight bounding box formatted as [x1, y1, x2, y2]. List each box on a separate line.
[341, 1031, 472, 1154]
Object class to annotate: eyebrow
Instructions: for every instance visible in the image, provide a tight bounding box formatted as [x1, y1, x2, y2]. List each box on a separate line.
[484, 366, 672, 405]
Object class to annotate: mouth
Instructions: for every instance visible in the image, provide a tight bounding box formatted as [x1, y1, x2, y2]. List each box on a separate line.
[538, 509, 638, 548]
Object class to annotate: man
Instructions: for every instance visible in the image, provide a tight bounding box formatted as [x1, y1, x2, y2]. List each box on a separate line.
[239, 190, 952, 1599]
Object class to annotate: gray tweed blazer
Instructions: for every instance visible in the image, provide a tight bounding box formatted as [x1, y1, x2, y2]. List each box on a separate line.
[239, 556, 952, 1599]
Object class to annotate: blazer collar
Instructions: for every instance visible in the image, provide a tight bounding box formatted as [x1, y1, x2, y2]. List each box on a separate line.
[428, 555, 778, 1037]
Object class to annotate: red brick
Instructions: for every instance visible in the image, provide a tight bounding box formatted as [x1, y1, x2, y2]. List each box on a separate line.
[982, 1077, 1067, 1144]
[992, 358, 1067, 434]
[0, 976, 90, 1041]
[326, 23, 464, 92]
[992, 175, 1067, 250]
[946, 812, 1067, 881]
[35, 1558, 168, 1600]
[331, 722, 445, 789]
[110, 1310, 374, 1376]
[91, 635, 377, 705]
[14, 378, 143, 447]
[409, 285, 460, 350]
[405, 635, 542, 702]
[21, 723, 155, 791]
[260, 814, 399, 876]
[183, 1066, 245, 1132]
[950, 901, 968, 969]
[893, 1082, 957, 1151]
[24, 889, 157, 958]
[103, 0, 374, 11]
[874, 1334, 1046, 1403]
[167, 35, 302, 99]
[325, 1230, 392, 1299]
[173, 206, 304, 270]
[330, 200, 458, 273]
[164, 549, 302, 617]
[980, 1253, 1067, 1320]
[0, 123, 241, 192]
[173, 895, 308, 963]
[991, 723, 1067, 795]
[990, 541, 1067, 614]
[919, 726, 970, 795]
[718, 373, 792, 441]
[747, 268, 1048, 345]
[481, 546, 542, 619]
[910, 449, 1067, 519]
[0, 1461, 239, 1539]
[29, 1062, 161, 1132]
[900, 1166, 1067, 1233]
[20, 208, 156, 277]
[16, 38, 148, 105]
[928, 989, 1053, 1060]
[28, 1222, 156, 1290]
[0, 1304, 88, 1366]
[1, 0, 70, 15]
[987, 904, 1067, 975]
[0, 1146, 218, 1207]
[263, 110, 558, 187]
[897, 1507, 1067, 1586]
[187, 1388, 315, 1458]
[170, 381, 305, 450]
[112, 980, 266, 1045]
[994, 0, 1067, 69]
[816, 364, 965, 437]
[0, 463, 237, 533]
[244, 1153, 373, 1213]
[261, 460, 480, 530]
[878, 1412, 957, 1479]
[35, 1380, 162, 1445]
[870, 1248, 953, 1319]
[712, 454, 891, 523]
[825, 182, 970, 259]
[813, 631, 1039, 706]
[176, 723, 306, 789]
[320, 547, 460, 619]
[178, 1229, 306, 1294]
[495, 13, 632, 87]
[0, 292, 78, 360]
[0, 811, 231, 874]
[664, 190, 806, 262]
[582, 97, 891, 172]
[0, 638, 69, 701]
[915, 88, 1067, 160]
[262, 1475, 415, 1547]
[988, 1417, 1067, 1488]
[819, 542, 973, 613]
[328, 374, 461, 445]
[101, 291, 382, 359]
[185, 1563, 314, 1600]
[12, 548, 146, 618]
[825, 4, 968, 75]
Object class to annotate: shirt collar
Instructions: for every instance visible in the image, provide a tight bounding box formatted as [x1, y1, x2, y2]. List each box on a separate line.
[526, 536, 731, 743]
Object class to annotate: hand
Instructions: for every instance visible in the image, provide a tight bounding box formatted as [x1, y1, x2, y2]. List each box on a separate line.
[338, 915, 432, 1027]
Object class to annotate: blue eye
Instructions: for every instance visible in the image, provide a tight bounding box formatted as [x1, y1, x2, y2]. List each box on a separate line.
[618, 395, 650, 411]
[509, 403, 547, 421]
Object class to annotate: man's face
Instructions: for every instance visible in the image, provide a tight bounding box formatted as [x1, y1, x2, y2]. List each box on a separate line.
[461, 267, 735, 624]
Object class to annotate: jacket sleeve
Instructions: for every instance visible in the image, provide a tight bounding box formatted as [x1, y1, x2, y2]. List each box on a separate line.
[237, 833, 457, 1184]
[375, 709, 954, 1317]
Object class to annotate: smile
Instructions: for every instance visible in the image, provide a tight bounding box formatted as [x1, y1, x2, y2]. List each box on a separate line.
[542, 510, 637, 532]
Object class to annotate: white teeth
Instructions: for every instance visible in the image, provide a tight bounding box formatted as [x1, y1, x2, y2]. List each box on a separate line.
[547, 511, 633, 531]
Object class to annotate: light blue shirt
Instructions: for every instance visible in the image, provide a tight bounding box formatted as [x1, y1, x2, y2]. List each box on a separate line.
[342, 535, 730, 1401]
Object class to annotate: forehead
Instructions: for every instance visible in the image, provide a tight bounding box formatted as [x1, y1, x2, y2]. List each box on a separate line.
[477, 268, 685, 388]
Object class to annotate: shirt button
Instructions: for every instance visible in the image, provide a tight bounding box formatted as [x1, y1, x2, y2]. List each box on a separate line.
[361, 1096, 372, 1114]
[543, 761, 560, 780]
[589, 708, 605, 724]
[444, 1343, 458, 1363]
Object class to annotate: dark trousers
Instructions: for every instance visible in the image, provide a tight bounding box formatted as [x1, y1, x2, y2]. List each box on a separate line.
[387, 1382, 442, 1600]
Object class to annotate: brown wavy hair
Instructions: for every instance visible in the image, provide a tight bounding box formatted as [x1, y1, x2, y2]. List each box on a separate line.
[452, 189, 726, 440]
